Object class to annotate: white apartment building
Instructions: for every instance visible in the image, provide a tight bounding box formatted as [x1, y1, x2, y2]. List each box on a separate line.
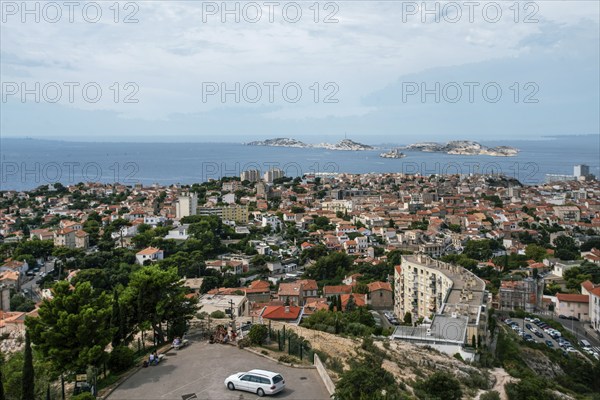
[176, 192, 198, 219]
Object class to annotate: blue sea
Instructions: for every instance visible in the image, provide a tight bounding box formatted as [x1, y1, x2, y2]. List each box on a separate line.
[0, 135, 598, 191]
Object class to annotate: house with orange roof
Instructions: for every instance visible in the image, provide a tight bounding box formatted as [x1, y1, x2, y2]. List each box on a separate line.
[583, 248, 600, 265]
[340, 293, 367, 311]
[135, 247, 164, 265]
[367, 281, 393, 310]
[556, 293, 589, 321]
[260, 305, 303, 323]
[323, 285, 353, 298]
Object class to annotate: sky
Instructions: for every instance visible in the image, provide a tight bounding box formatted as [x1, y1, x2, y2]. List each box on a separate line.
[1, 0, 599, 143]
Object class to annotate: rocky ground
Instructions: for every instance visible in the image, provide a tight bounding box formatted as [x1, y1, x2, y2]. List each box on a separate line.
[271, 322, 502, 398]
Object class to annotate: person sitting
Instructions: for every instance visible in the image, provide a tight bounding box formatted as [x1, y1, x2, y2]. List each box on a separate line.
[152, 351, 159, 365]
[149, 353, 155, 365]
[173, 337, 181, 349]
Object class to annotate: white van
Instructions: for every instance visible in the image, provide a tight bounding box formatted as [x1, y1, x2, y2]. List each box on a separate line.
[580, 339, 591, 348]
[225, 369, 285, 397]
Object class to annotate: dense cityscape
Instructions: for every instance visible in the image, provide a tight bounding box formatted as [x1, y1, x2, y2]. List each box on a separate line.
[0, 164, 599, 399]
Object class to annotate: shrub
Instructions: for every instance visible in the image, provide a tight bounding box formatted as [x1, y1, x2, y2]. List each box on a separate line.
[108, 345, 135, 373]
[414, 371, 463, 400]
[327, 357, 344, 374]
[480, 391, 501, 400]
[278, 355, 299, 364]
[248, 324, 269, 345]
[72, 393, 96, 400]
[237, 337, 250, 349]
[210, 310, 226, 319]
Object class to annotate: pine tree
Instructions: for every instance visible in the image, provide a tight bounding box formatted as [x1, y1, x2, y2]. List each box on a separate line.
[111, 290, 121, 347]
[22, 330, 34, 400]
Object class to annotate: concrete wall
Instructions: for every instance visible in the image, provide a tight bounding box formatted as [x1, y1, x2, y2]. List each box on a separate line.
[314, 354, 335, 396]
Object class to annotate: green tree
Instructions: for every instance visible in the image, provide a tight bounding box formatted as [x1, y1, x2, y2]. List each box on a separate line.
[248, 324, 269, 345]
[121, 266, 197, 343]
[26, 281, 113, 374]
[414, 371, 462, 400]
[525, 244, 547, 262]
[403, 312, 412, 325]
[21, 331, 34, 400]
[334, 353, 402, 400]
[463, 240, 494, 261]
[554, 236, 580, 260]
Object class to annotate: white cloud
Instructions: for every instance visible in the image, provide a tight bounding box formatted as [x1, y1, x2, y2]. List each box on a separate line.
[1, 0, 598, 124]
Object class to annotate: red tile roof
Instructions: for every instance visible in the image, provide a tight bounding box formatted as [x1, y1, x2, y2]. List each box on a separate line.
[556, 293, 589, 303]
[261, 305, 302, 320]
[367, 281, 392, 292]
[323, 285, 353, 296]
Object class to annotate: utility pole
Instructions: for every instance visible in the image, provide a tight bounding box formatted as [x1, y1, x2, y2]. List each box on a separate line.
[229, 299, 235, 321]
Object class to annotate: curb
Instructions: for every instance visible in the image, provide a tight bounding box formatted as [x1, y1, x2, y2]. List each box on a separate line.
[242, 347, 316, 369]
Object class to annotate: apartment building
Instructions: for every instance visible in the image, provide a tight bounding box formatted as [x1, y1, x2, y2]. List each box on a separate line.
[392, 254, 489, 355]
[175, 192, 198, 219]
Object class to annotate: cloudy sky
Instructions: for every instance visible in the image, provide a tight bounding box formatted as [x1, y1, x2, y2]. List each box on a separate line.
[1, 0, 599, 143]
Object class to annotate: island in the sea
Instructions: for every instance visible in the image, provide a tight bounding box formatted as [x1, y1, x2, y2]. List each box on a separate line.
[399, 141, 519, 157]
[379, 148, 406, 159]
[246, 138, 374, 151]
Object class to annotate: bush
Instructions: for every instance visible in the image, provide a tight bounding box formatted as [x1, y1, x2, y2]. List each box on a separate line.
[108, 345, 135, 373]
[248, 324, 269, 345]
[414, 371, 463, 400]
[278, 354, 299, 364]
[480, 391, 501, 400]
[327, 357, 344, 374]
[71, 393, 96, 400]
[237, 337, 250, 349]
[210, 310, 226, 319]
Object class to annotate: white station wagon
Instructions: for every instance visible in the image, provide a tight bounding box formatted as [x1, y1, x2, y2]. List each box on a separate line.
[224, 369, 285, 397]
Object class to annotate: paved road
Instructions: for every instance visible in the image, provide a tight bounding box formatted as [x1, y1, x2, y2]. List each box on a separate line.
[107, 341, 330, 400]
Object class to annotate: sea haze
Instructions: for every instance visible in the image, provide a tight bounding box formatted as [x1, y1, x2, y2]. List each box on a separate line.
[0, 135, 598, 191]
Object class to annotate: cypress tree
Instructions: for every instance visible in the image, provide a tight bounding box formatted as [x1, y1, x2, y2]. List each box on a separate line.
[111, 290, 121, 347]
[22, 330, 34, 400]
[0, 368, 5, 400]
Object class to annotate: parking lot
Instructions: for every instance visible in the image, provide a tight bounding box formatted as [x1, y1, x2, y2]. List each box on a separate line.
[107, 341, 330, 400]
[504, 317, 599, 360]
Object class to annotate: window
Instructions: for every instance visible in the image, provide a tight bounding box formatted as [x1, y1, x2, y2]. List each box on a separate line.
[273, 375, 284, 384]
[241, 375, 252, 382]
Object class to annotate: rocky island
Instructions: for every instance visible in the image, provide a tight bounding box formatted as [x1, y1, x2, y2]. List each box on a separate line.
[399, 141, 518, 156]
[246, 138, 374, 151]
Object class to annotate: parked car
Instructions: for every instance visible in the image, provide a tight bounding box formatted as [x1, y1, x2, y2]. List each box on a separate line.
[505, 319, 513, 325]
[566, 316, 580, 321]
[558, 314, 567, 319]
[525, 323, 532, 330]
[534, 331, 544, 338]
[545, 340, 554, 348]
[225, 369, 285, 397]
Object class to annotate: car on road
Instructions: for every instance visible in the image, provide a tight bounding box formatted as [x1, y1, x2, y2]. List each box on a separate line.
[566, 315, 580, 321]
[225, 369, 285, 397]
[559, 314, 567, 319]
[545, 340, 554, 348]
